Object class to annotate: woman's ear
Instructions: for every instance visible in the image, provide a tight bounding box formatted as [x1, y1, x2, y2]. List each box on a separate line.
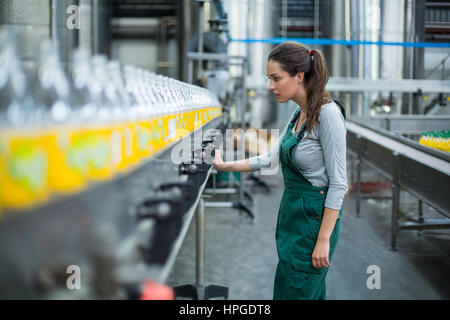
[296, 72, 305, 83]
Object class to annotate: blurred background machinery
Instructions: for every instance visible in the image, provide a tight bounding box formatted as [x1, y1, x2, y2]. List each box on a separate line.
[3, 0, 447, 120]
[0, 0, 224, 299]
[0, 29, 222, 299]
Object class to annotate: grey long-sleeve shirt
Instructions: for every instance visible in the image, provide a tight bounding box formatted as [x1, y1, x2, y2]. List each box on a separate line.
[249, 101, 348, 210]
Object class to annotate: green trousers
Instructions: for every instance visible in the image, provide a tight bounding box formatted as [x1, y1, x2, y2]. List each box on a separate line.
[273, 107, 343, 300]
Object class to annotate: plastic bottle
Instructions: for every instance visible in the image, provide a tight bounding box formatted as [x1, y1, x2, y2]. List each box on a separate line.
[85, 55, 116, 181]
[34, 40, 89, 194]
[445, 132, 450, 153]
[107, 60, 136, 172]
[418, 132, 426, 146]
[0, 31, 49, 210]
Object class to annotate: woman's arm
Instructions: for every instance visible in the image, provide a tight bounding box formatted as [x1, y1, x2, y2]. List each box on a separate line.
[212, 108, 297, 173]
[312, 207, 340, 269]
[212, 149, 253, 172]
[211, 129, 281, 173]
[319, 104, 348, 210]
[312, 103, 348, 270]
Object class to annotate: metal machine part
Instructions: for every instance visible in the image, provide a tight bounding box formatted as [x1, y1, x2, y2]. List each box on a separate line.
[247, 0, 278, 128]
[0, 25, 224, 297]
[0, 116, 223, 299]
[355, 115, 450, 136]
[0, 0, 51, 69]
[0, 0, 80, 65]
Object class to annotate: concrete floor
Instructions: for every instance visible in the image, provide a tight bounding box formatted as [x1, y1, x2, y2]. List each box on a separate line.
[166, 168, 450, 300]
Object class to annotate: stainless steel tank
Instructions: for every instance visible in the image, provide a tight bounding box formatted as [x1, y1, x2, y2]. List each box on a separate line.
[380, 0, 404, 81]
[223, 0, 248, 78]
[247, 0, 278, 129]
[51, 0, 80, 65]
[223, 0, 278, 128]
[328, 0, 350, 78]
[380, 0, 405, 115]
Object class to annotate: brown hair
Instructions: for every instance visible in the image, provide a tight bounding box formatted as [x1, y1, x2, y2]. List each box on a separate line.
[268, 41, 331, 134]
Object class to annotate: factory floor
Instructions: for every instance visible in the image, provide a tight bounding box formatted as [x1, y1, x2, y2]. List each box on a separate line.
[166, 167, 450, 300]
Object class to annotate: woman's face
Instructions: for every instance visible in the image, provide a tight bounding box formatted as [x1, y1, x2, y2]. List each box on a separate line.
[266, 59, 303, 103]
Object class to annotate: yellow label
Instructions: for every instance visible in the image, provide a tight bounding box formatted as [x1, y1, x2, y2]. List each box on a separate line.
[186, 111, 194, 132]
[84, 125, 115, 181]
[0, 106, 222, 211]
[0, 135, 4, 212]
[44, 126, 88, 194]
[0, 130, 49, 210]
[176, 114, 190, 139]
[110, 125, 127, 173]
[167, 115, 177, 143]
[117, 123, 133, 173]
[136, 120, 153, 160]
[154, 118, 165, 152]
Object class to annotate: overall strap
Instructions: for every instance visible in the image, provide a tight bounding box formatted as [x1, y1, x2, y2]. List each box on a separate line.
[290, 108, 301, 125]
[333, 99, 347, 120]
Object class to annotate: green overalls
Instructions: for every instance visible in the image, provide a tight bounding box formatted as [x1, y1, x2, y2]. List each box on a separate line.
[273, 102, 345, 300]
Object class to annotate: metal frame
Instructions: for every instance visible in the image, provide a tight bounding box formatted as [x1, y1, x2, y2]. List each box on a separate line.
[0, 117, 224, 299]
[327, 77, 450, 93]
[173, 195, 229, 300]
[352, 115, 450, 135]
[186, 50, 253, 219]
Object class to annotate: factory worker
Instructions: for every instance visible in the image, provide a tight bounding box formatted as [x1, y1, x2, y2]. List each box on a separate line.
[213, 41, 348, 300]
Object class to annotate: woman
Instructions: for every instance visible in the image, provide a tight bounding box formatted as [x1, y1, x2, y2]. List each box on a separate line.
[212, 42, 348, 300]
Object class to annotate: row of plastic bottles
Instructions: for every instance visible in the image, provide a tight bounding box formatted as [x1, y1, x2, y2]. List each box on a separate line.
[0, 29, 221, 211]
[418, 131, 450, 153]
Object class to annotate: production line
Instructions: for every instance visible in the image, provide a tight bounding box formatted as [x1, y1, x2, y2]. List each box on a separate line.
[0, 0, 449, 301]
[0, 30, 226, 299]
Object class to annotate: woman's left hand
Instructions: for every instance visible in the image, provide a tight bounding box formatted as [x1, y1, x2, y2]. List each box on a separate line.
[312, 238, 331, 269]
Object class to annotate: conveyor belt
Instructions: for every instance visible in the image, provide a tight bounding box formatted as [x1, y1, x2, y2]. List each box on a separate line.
[347, 120, 450, 250]
[355, 115, 450, 135]
[0, 115, 223, 299]
[327, 77, 450, 93]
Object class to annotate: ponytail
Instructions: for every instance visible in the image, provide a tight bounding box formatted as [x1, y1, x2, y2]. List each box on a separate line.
[304, 49, 331, 134]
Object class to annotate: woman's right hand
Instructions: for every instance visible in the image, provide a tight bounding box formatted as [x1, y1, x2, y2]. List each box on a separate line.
[213, 149, 227, 171]
[213, 149, 252, 172]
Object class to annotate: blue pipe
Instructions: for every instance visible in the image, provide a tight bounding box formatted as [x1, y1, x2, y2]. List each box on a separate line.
[230, 37, 450, 48]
